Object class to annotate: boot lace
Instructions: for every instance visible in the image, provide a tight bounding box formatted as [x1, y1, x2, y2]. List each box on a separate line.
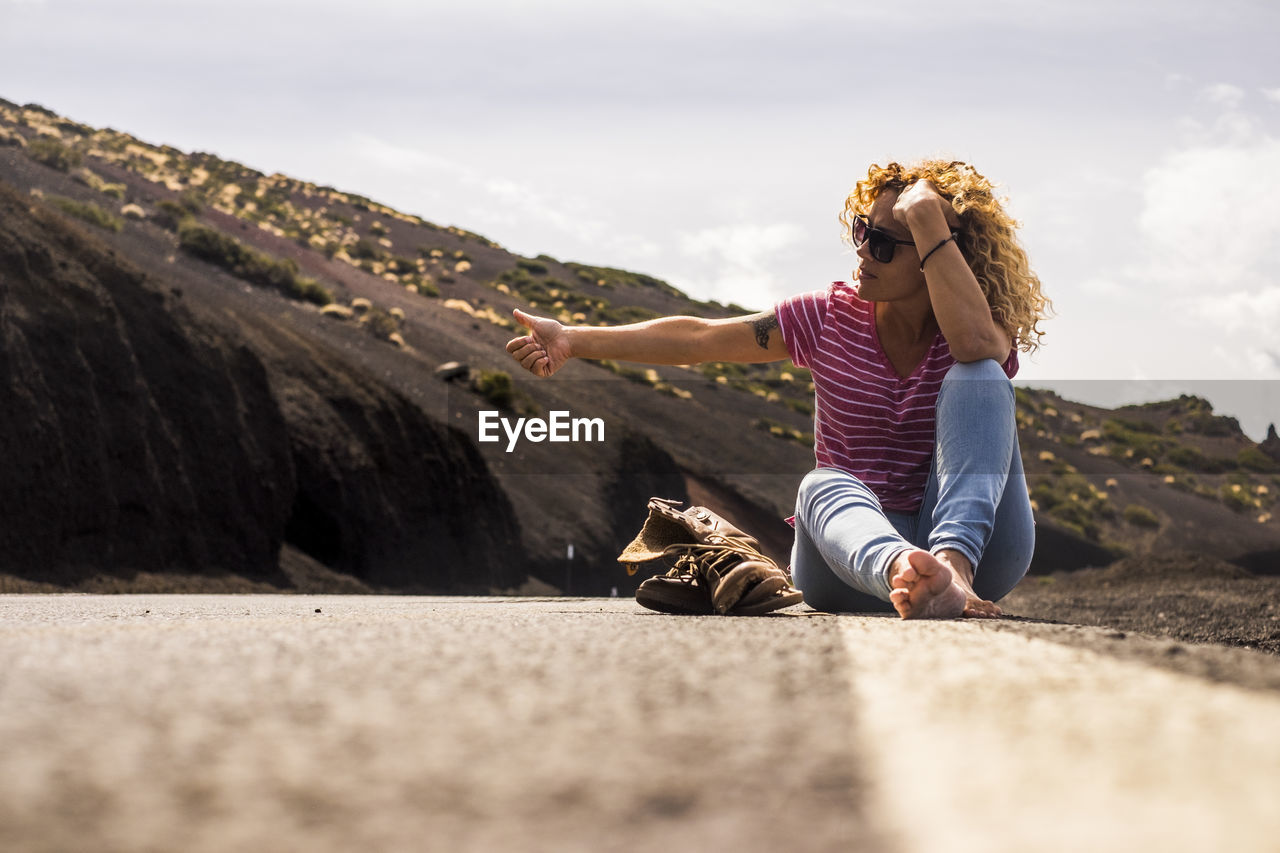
[659, 537, 781, 581]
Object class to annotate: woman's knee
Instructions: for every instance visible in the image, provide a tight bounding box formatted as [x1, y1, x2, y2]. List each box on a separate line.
[796, 467, 855, 512]
[938, 359, 1014, 417]
[942, 358, 1012, 393]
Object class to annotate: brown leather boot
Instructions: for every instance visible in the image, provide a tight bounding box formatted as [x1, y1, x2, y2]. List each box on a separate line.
[619, 498, 803, 616]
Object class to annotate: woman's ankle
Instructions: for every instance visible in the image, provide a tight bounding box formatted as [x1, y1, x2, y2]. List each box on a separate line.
[933, 548, 974, 585]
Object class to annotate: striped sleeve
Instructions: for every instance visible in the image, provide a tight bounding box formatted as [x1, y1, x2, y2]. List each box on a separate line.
[774, 287, 831, 369]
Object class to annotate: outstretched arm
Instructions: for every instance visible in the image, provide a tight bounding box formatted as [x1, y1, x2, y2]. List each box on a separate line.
[505, 308, 788, 377]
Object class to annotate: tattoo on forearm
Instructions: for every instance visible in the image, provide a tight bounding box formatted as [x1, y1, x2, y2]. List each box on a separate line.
[746, 313, 779, 351]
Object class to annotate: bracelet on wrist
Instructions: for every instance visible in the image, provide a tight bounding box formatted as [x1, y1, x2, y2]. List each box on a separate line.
[919, 234, 957, 270]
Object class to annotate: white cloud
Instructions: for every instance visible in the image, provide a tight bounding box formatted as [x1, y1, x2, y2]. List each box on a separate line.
[680, 222, 805, 261]
[678, 222, 808, 309]
[1122, 113, 1280, 379]
[1200, 83, 1246, 109]
[1196, 287, 1280, 335]
[1016, 79, 1280, 389]
[353, 134, 467, 176]
[1133, 135, 1280, 293]
[347, 133, 663, 265]
[1262, 87, 1280, 104]
[1077, 276, 1123, 296]
[481, 178, 592, 237]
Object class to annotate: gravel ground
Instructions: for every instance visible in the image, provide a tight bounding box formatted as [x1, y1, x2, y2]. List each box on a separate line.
[1003, 553, 1280, 654]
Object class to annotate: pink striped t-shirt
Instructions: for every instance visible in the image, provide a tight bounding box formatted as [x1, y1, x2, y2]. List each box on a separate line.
[775, 281, 1017, 513]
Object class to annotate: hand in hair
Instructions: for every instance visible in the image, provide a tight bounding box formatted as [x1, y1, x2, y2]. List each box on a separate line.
[892, 179, 960, 231]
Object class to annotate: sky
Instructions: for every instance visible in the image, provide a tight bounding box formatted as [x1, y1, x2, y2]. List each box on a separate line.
[3, 0, 1279, 436]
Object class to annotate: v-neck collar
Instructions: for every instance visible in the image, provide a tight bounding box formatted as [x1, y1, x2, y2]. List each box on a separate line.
[868, 300, 941, 383]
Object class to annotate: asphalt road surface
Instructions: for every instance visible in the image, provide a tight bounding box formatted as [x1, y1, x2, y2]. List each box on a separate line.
[1, 595, 1278, 853]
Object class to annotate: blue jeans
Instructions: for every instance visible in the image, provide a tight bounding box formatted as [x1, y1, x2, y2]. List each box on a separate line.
[791, 359, 1035, 612]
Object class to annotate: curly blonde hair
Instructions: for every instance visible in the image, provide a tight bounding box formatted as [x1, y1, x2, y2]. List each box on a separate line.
[840, 159, 1052, 354]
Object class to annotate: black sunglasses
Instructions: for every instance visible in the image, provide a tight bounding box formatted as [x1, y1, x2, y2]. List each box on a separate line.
[851, 214, 919, 264]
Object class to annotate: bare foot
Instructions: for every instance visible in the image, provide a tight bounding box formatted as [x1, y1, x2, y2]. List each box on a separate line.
[934, 549, 1002, 619]
[887, 550, 966, 619]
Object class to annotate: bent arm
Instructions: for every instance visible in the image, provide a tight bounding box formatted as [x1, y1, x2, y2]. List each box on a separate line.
[569, 312, 788, 365]
[898, 187, 1012, 362]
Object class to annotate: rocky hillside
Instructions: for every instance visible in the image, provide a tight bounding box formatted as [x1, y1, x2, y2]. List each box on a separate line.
[1, 97, 1278, 591]
[1015, 390, 1280, 573]
[0, 181, 525, 592]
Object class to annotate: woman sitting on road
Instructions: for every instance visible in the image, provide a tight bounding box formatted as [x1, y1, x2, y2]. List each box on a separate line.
[505, 159, 1051, 619]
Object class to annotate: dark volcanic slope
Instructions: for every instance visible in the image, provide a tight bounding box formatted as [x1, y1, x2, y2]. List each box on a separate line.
[0, 184, 292, 584]
[0, 182, 522, 591]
